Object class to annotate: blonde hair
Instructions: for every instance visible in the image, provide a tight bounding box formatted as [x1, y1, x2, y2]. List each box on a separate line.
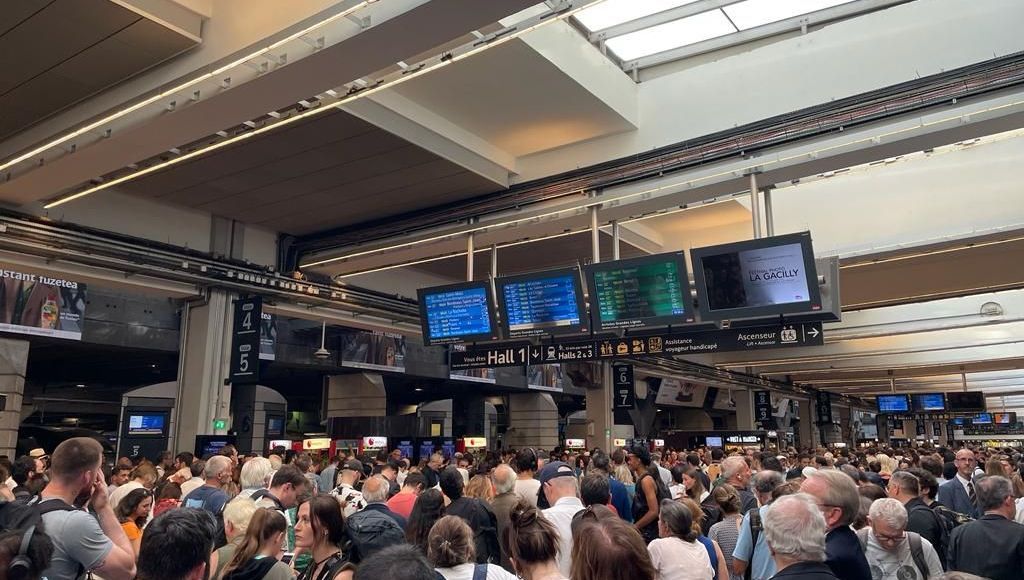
[465, 475, 494, 502]
[613, 464, 634, 486]
[223, 496, 258, 540]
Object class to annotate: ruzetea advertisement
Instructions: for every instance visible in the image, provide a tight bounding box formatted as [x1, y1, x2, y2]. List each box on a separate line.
[0, 268, 86, 340]
[737, 243, 810, 307]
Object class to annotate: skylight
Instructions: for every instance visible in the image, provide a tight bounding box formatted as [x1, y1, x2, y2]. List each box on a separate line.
[574, 0, 903, 71]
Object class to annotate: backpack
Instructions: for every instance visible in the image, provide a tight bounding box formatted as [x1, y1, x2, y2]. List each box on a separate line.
[856, 528, 929, 579]
[1, 498, 84, 578]
[743, 509, 763, 580]
[909, 504, 950, 569]
[346, 509, 405, 563]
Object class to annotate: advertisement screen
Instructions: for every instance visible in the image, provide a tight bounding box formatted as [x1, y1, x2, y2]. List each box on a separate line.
[994, 412, 1017, 425]
[127, 414, 165, 436]
[701, 243, 811, 311]
[973, 413, 993, 425]
[586, 252, 692, 331]
[259, 312, 276, 360]
[396, 440, 414, 459]
[441, 438, 456, 459]
[654, 379, 708, 408]
[911, 393, 946, 412]
[341, 330, 406, 372]
[498, 268, 585, 337]
[946, 391, 986, 412]
[266, 416, 284, 436]
[418, 282, 497, 344]
[419, 440, 436, 460]
[876, 395, 910, 413]
[0, 268, 86, 340]
[706, 436, 723, 448]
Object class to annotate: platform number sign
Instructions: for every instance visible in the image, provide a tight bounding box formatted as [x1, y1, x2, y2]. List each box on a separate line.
[613, 364, 635, 409]
[230, 296, 262, 385]
[754, 391, 772, 425]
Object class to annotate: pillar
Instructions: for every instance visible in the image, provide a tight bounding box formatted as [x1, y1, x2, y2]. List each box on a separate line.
[173, 290, 234, 454]
[584, 363, 614, 451]
[734, 389, 756, 430]
[0, 338, 29, 458]
[506, 393, 558, 450]
[798, 399, 820, 450]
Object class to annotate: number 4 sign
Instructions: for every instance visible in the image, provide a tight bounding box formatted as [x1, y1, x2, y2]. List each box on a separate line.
[230, 296, 262, 385]
[613, 364, 635, 409]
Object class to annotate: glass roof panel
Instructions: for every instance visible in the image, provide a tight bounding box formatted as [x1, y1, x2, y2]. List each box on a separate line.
[605, 9, 737, 61]
[723, 0, 857, 30]
[575, 0, 702, 32]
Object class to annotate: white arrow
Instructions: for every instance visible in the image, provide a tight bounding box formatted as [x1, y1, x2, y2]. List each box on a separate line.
[808, 327, 820, 338]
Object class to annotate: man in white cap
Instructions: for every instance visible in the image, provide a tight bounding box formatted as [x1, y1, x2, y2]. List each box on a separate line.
[540, 460, 584, 578]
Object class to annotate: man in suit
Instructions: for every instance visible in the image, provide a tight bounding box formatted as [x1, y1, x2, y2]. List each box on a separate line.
[947, 475, 1024, 580]
[937, 448, 981, 517]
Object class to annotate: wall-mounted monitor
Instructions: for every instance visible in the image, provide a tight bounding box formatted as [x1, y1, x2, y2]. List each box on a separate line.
[972, 413, 993, 425]
[266, 415, 284, 437]
[994, 412, 1017, 424]
[691, 231, 822, 322]
[417, 281, 499, 345]
[946, 391, 987, 413]
[127, 413, 167, 436]
[950, 417, 966, 426]
[497, 267, 587, 338]
[705, 436, 724, 448]
[876, 394, 910, 414]
[911, 393, 946, 412]
[585, 251, 693, 332]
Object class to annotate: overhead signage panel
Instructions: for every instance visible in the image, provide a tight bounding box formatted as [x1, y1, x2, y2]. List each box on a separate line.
[585, 252, 693, 332]
[448, 322, 824, 370]
[613, 364, 635, 410]
[230, 296, 262, 385]
[497, 267, 587, 338]
[418, 281, 498, 345]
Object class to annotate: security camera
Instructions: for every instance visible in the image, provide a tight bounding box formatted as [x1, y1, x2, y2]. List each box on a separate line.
[313, 347, 331, 360]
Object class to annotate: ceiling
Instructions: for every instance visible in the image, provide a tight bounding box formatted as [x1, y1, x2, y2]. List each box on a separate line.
[117, 108, 499, 235]
[0, 0, 198, 141]
[393, 38, 636, 157]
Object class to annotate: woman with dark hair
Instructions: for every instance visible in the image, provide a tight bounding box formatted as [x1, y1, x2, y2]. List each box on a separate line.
[503, 500, 565, 580]
[153, 480, 182, 517]
[115, 487, 152, 558]
[428, 515, 515, 579]
[649, 499, 713, 580]
[220, 508, 293, 580]
[570, 513, 657, 580]
[628, 444, 670, 544]
[407, 489, 446, 555]
[293, 496, 354, 580]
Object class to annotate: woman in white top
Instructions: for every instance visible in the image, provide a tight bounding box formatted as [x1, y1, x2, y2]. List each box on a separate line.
[429, 515, 517, 580]
[673, 464, 710, 504]
[647, 499, 715, 580]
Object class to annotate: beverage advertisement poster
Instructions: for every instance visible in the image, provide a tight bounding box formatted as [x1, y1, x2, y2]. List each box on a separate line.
[0, 267, 86, 340]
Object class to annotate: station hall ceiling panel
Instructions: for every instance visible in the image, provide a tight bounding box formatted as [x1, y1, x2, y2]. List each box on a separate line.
[0, 0, 198, 141]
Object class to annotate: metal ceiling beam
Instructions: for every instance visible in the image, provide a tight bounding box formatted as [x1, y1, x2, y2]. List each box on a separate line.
[621, 0, 912, 71]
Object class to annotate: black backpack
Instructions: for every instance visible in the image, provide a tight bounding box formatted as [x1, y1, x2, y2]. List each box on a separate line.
[346, 509, 405, 563]
[1, 498, 79, 577]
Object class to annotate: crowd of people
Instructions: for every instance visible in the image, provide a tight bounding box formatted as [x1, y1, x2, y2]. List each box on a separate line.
[1, 439, 1023, 580]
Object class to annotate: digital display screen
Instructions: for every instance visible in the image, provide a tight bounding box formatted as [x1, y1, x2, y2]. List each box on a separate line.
[586, 252, 692, 331]
[911, 393, 946, 412]
[876, 395, 910, 413]
[994, 412, 1017, 424]
[441, 438, 456, 459]
[498, 268, 586, 337]
[127, 414, 165, 436]
[950, 417, 966, 426]
[418, 282, 497, 345]
[973, 413, 993, 425]
[946, 391, 986, 412]
[266, 416, 284, 436]
[397, 440, 414, 459]
[693, 232, 821, 321]
[706, 436, 723, 447]
[419, 440, 435, 460]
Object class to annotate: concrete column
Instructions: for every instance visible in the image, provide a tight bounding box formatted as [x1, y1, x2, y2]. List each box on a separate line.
[797, 399, 820, 450]
[173, 290, 234, 454]
[735, 389, 756, 430]
[837, 406, 854, 447]
[506, 393, 558, 450]
[0, 338, 29, 457]
[326, 373, 387, 418]
[585, 363, 613, 451]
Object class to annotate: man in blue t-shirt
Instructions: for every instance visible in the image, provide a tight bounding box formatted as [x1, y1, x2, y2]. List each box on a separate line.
[182, 455, 233, 516]
[592, 452, 632, 522]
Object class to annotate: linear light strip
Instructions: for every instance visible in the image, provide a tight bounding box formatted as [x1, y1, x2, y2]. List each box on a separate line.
[2, 0, 374, 175]
[304, 96, 1024, 269]
[43, 1, 596, 210]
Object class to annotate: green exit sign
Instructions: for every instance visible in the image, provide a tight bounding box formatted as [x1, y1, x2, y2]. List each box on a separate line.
[213, 419, 227, 430]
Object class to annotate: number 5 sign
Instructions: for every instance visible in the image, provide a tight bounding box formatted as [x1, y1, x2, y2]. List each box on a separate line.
[613, 364, 635, 410]
[230, 296, 262, 385]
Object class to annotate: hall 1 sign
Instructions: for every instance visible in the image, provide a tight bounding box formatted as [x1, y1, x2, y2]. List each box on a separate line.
[448, 342, 531, 370]
[613, 364, 635, 410]
[230, 296, 262, 385]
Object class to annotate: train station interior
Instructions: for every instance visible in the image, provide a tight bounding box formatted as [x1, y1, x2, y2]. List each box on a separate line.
[1, 0, 1023, 462]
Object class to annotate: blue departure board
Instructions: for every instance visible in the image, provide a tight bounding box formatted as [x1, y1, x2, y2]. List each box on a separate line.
[911, 393, 946, 412]
[498, 268, 586, 338]
[876, 394, 910, 413]
[418, 282, 498, 345]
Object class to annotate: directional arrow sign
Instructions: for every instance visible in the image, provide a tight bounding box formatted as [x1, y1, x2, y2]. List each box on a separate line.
[528, 340, 595, 364]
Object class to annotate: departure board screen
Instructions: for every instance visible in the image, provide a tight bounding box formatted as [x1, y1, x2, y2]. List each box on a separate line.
[876, 394, 910, 413]
[692, 232, 821, 321]
[911, 393, 946, 412]
[417, 282, 498, 345]
[498, 268, 586, 338]
[585, 252, 693, 331]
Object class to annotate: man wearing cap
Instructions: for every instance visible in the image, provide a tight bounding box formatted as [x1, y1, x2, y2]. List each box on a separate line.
[332, 459, 367, 517]
[29, 448, 49, 481]
[540, 460, 584, 578]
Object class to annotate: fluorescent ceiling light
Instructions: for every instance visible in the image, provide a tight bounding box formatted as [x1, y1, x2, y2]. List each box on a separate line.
[576, 0, 702, 31]
[606, 9, 736, 61]
[724, 0, 855, 30]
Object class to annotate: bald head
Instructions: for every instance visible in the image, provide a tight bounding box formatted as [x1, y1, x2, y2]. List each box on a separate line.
[955, 449, 977, 478]
[493, 464, 516, 495]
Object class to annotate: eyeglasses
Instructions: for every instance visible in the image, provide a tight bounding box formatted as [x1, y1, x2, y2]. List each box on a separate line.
[874, 530, 905, 543]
